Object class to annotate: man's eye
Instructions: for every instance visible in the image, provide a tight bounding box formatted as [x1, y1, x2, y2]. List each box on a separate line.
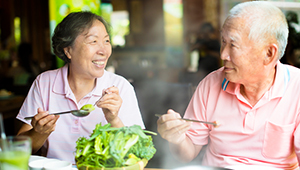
[105, 39, 110, 43]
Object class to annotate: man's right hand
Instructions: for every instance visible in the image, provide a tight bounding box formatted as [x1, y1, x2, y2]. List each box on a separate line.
[157, 109, 192, 145]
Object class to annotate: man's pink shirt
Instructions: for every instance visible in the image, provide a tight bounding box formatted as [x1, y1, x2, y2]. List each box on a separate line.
[16, 65, 144, 163]
[185, 61, 300, 169]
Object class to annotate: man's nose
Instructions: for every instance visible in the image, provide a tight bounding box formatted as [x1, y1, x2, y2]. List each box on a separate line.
[220, 47, 230, 61]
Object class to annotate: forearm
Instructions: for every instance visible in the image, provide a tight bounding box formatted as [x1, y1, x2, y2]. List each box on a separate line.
[169, 136, 202, 162]
[18, 128, 50, 154]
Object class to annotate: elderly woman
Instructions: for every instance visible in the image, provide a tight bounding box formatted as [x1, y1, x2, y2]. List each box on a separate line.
[16, 11, 144, 163]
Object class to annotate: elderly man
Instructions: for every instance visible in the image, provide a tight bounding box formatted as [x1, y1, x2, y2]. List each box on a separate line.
[157, 1, 300, 169]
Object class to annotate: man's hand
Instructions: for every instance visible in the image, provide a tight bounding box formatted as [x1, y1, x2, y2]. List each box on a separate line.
[157, 109, 192, 145]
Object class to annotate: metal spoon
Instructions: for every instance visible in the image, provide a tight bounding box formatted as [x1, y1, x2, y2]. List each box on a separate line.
[24, 109, 90, 120]
[155, 114, 220, 127]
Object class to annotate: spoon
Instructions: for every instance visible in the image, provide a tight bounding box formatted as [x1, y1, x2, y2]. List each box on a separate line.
[24, 109, 90, 120]
[155, 114, 220, 127]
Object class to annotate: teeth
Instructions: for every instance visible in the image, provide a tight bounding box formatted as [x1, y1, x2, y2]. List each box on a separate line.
[93, 61, 105, 65]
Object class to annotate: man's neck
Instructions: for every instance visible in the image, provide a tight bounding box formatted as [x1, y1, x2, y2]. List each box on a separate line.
[240, 68, 276, 106]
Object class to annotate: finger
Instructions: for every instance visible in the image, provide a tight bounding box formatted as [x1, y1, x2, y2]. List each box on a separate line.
[158, 110, 181, 124]
[99, 103, 120, 109]
[43, 116, 59, 133]
[31, 108, 48, 127]
[37, 115, 60, 134]
[167, 109, 182, 119]
[98, 96, 122, 110]
[101, 92, 121, 101]
[99, 96, 122, 105]
[105, 86, 119, 95]
[160, 122, 191, 142]
[169, 121, 191, 135]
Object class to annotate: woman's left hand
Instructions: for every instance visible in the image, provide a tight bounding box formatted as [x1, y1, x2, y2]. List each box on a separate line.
[96, 86, 123, 127]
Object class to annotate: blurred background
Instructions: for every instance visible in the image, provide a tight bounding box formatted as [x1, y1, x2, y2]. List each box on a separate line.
[1, 0, 300, 168]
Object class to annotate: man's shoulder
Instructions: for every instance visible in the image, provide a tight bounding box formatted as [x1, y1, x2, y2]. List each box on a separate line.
[280, 63, 300, 81]
[201, 67, 225, 85]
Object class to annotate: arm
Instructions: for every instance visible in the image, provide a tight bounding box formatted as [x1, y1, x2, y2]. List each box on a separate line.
[17, 108, 59, 153]
[157, 109, 203, 162]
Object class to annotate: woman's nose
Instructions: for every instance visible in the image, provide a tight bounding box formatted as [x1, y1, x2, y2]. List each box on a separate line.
[97, 43, 106, 55]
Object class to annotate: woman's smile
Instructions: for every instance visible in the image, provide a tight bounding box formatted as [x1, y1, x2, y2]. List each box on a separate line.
[92, 60, 106, 68]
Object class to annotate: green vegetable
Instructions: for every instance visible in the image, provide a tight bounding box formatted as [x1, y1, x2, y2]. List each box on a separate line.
[75, 123, 157, 168]
[80, 104, 95, 112]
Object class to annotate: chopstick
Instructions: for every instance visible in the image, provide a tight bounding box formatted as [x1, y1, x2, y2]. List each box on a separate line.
[155, 114, 220, 127]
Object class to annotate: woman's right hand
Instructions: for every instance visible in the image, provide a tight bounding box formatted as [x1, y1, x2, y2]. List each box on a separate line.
[31, 108, 59, 135]
[157, 109, 191, 145]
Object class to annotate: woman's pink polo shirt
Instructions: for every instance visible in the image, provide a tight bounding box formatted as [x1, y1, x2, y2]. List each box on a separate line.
[16, 65, 144, 164]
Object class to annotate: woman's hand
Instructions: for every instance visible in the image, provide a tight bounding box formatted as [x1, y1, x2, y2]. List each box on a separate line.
[96, 86, 123, 127]
[157, 109, 192, 145]
[31, 108, 59, 135]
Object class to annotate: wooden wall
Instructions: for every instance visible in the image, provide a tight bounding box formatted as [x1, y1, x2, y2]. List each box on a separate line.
[0, 0, 51, 71]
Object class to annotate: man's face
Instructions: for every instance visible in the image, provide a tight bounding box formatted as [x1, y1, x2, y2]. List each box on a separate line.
[220, 17, 266, 85]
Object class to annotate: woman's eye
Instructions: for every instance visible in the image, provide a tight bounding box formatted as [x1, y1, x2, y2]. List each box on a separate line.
[87, 40, 97, 44]
[105, 39, 110, 43]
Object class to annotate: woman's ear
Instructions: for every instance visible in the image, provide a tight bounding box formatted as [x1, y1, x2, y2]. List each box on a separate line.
[64, 47, 72, 60]
[264, 43, 278, 65]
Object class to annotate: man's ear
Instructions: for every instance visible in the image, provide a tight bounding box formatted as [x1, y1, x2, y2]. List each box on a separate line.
[264, 43, 278, 65]
[64, 47, 72, 60]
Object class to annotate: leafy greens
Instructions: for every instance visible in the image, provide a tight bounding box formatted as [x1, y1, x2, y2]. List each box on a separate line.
[75, 123, 157, 168]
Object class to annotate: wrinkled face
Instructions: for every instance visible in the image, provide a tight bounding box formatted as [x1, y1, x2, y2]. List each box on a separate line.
[65, 20, 112, 79]
[220, 17, 266, 85]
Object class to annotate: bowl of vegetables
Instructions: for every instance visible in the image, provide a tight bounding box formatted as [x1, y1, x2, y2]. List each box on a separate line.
[75, 123, 157, 170]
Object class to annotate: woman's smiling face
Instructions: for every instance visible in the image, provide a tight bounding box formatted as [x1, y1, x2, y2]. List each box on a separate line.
[65, 19, 112, 79]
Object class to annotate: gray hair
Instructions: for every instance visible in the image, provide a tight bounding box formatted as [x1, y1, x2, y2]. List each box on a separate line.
[227, 1, 288, 59]
[52, 11, 110, 63]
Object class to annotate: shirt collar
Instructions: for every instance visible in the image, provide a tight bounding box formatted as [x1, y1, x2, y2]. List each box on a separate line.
[222, 61, 290, 99]
[53, 65, 106, 97]
[53, 64, 69, 95]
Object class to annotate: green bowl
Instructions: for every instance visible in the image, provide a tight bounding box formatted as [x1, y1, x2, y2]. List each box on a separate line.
[77, 159, 148, 170]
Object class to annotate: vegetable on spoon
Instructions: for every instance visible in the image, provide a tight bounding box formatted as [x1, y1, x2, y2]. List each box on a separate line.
[80, 104, 95, 112]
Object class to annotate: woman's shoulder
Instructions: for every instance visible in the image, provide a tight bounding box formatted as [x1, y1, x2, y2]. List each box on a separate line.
[104, 70, 130, 83]
[36, 67, 62, 81]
